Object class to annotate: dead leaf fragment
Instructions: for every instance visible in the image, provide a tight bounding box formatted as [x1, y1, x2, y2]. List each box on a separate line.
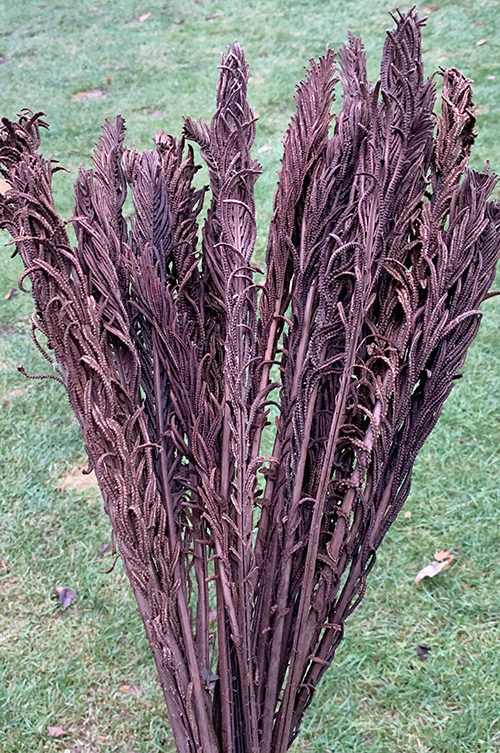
[119, 683, 142, 696]
[0, 177, 11, 195]
[487, 75, 496, 80]
[4, 288, 18, 300]
[404, 510, 412, 518]
[423, 4, 439, 11]
[476, 39, 487, 46]
[434, 549, 451, 562]
[258, 145, 272, 153]
[47, 725, 68, 738]
[71, 89, 106, 102]
[57, 467, 98, 492]
[415, 552, 454, 583]
[55, 585, 76, 608]
[99, 541, 112, 556]
[415, 644, 431, 661]
[138, 12, 151, 22]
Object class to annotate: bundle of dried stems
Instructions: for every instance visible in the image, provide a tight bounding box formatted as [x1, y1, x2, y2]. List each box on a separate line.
[1, 9, 498, 753]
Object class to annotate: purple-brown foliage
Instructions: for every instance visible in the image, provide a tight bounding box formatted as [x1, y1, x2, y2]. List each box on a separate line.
[1, 10, 499, 753]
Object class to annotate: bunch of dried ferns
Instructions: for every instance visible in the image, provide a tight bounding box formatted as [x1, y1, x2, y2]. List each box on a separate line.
[1, 9, 498, 753]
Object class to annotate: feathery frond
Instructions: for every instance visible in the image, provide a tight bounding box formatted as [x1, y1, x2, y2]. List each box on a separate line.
[1, 10, 498, 753]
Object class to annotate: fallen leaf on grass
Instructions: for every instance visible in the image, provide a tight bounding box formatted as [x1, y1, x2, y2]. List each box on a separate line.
[423, 4, 439, 11]
[4, 288, 18, 300]
[71, 89, 106, 102]
[99, 541, 112, 556]
[205, 13, 217, 20]
[404, 510, 412, 518]
[55, 585, 76, 608]
[0, 177, 11, 195]
[1, 558, 9, 572]
[119, 683, 142, 696]
[47, 725, 68, 738]
[476, 39, 488, 46]
[434, 549, 451, 562]
[415, 644, 431, 661]
[415, 551, 454, 583]
[57, 467, 98, 492]
[487, 75, 496, 80]
[258, 145, 272, 153]
[138, 12, 151, 22]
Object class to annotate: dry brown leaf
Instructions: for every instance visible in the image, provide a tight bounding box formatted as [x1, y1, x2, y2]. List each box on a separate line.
[99, 541, 112, 556]
[0, 177, 11, 195]
[434, 549, 451, 562]
[47, 725, 68, 738]
[476, 39, 487, 46]
[415, 644, 431, 661]
[4, 288, 18, 300]
[55, 585, 76, 608]
[57, 467, 98, 492]
[72, 89, 106, 102]
[404, 510, 412, 518]
[423, 4, 439, 11]
[138, 12, 151, 22]
[119, 683, 142, 696]
[258, 145, 272, 153]
[415, 553, 454, 583]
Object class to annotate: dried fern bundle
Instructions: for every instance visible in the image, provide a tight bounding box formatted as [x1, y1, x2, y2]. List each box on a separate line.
[1, 9, 498, 753]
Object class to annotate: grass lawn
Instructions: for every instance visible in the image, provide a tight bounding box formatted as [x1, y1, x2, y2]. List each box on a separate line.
[0, 1, 499, 751]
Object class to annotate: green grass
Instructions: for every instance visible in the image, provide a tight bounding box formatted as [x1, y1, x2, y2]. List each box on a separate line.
[0, 1, 499, 751]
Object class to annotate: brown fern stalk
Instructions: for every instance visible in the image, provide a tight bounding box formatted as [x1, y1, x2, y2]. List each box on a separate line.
[1, 9, 499, 753]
